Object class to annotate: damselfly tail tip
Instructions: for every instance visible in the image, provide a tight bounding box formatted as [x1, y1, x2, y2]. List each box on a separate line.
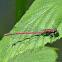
[4, 33, 9, 36]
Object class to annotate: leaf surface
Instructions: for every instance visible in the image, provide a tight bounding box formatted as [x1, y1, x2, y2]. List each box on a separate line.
[9, 47, 58, 62]
[0, 0, 62, 62]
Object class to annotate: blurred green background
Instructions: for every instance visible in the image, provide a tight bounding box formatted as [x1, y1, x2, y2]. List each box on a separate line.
[0, 0, 62, 62]
[0, 0, 34, 37]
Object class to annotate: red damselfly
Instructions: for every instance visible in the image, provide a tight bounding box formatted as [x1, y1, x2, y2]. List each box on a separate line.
[4, 28, 57, 46]
[4, 28, 57, 36]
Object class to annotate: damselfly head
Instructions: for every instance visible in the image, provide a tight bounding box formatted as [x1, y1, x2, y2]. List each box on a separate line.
[53, 28, 57, 31]
[52, 28, 57, 33]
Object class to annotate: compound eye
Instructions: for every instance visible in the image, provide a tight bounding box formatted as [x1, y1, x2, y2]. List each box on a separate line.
[52, 31, 55, 33]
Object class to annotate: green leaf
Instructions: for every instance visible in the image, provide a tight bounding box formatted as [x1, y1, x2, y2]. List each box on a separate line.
[0, 0, 62, 62]
[8, 46, 58, 62]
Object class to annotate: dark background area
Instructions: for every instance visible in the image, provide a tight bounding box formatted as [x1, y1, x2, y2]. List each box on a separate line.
[0, 0, 15, 36]
[0, 0, 62, 62]
[46, 38, 62, 62]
